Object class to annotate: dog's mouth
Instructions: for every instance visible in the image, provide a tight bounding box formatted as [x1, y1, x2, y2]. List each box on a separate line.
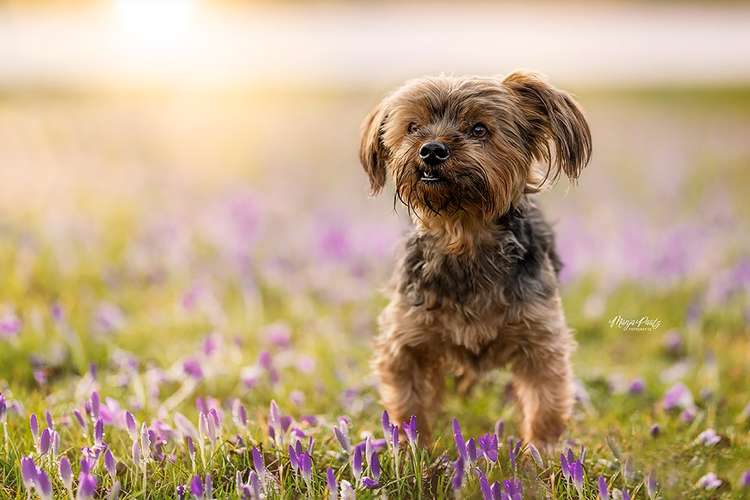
[419, 169, 447, 184]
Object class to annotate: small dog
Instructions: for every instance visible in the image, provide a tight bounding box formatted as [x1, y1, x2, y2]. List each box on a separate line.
[359, 71, 591, 446]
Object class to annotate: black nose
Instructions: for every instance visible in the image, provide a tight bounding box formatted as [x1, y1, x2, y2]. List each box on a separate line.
[419, 141, 450, 166]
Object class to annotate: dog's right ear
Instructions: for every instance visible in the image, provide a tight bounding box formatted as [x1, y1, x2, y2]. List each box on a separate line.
[359, 97, 389, 195]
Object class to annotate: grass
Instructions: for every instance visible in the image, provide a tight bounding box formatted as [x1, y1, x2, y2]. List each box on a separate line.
[0, 87, 749, 499]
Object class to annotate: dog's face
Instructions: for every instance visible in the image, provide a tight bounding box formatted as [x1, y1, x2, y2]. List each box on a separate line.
[359, 72, 592, 219]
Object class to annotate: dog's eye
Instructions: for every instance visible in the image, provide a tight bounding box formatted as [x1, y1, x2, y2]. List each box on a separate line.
[470, 123, 488, 138]
[408, 122, 419, 134]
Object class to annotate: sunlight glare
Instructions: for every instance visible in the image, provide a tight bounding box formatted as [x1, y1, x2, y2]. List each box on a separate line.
[112, 0, 199, 54]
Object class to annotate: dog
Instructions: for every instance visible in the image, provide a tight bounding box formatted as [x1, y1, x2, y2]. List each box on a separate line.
[358, 71, 591, 446]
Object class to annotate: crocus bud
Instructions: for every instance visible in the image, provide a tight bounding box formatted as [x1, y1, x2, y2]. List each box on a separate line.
[104, 448, 117, 479]
[39, 428, 51, 455]
[29, 414, 39, 442]
[125, 412, 137, 438]
[59, 456, 73, 490]
[94, 418, 104, 446]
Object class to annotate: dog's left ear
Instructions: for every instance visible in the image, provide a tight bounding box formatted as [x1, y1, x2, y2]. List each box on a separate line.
[503, 71, 592, 182]
[359, 97, 390, 195]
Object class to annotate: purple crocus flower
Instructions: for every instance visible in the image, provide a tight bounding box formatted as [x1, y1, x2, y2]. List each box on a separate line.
[738, 470, 750, 489]
[190, 474, 204, 498]
[247, 471, 261, 498]
[140, 423, 151, 461]
[77, 472, 98, 500]
[475, 469, 493, 500]
[646, 471, 657, 499]
[36, 469, 52, 500]
[560, 453, 571, 481]
[663, 383, 693, 411]
[334, 423, 351, 453]
[696, 428, 721, 446]
[621, 489, 632, 500]
[259, 351, 279, 385]
[403, 415, 418, 447]
[451, 456, 464, 490]
[362, 477, 379, 489]
[697, 472, 722, 490]
[80, 456, 93, 475]
[94, 418, 104, 445]
[352, 443, 363, 481]
[364, 436, 373, 470]
[503, 478, 523, 500]
[528, 443, 544, 468]
[491, 482, 502, 500]
[390, 424, 399, 449]
[628, 378, 645, 395]
[185, 436, 196, 461]
[0, 393, 6, 421]
[74, 409, 88, 433]
[495, 419, 504, 440]
[288, 444, 299, 470]
[477, 433, 498, 463]
[131, 440, 141, 464]
[571, 460, 584, 494]
[183, 358, 204, 380]
[680, 407, 696, 423]
[21, 456, 37, 490]
[327, 467, 337, 498]
[104, 449, 117, 479]
[176, 485, 186, 500]
[90, 391, 101, 420]
[199, 412, 217, 447]
[466, 437, 477, 462]
[232, 400, 248, 429]
[381, 411, 391, 441]
[340, 480, 355, 499]
[452, 418, 467, 461]
[251, 446, 267, 478]
[650, 424, 660, 438]
[204, 474, 213, 499]
[598, 476, 609, 499]
[29, 413, 39, 442]
[0, 310, 21, 337]
[663, 329, 683, 356]
[60, 456, 73, 491]
[298, 451, 313, 485]
[39, 428, 51, 455]
[370, 451, 381, 481]
[45, 410, 54, 429]
[125, 412, 137, 438]
[268, 400, 283, 445]
[508, 437, 521, 470]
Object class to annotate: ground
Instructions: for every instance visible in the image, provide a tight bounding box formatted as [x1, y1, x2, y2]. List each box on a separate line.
[0, 87, 748, 499]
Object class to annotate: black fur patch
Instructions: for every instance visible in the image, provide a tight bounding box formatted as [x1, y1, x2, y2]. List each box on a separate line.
[399, 199, 560, 310]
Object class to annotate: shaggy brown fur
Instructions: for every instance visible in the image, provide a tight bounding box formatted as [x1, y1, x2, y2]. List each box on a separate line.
[359, 71, 591, 446]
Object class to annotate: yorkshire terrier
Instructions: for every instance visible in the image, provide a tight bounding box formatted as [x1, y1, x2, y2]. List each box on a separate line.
[359, 71, 591, 446]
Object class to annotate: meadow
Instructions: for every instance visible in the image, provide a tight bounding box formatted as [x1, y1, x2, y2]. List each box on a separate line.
[0, 87, 749, 499]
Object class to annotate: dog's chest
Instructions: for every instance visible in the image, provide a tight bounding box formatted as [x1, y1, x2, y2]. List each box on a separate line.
[396, 205, 559, 353]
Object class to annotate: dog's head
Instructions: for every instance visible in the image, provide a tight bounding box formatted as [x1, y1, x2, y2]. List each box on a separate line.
[359, 72, 591, 219]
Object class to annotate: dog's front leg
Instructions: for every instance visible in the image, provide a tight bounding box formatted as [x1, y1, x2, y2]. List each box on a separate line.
[374, 303, 442, 443]
[511, 319, 575, 447]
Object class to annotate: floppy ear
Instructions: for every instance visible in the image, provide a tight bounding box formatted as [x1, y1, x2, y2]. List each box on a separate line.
[503, 71, 592, 183]
[359, 97, 390, 195]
